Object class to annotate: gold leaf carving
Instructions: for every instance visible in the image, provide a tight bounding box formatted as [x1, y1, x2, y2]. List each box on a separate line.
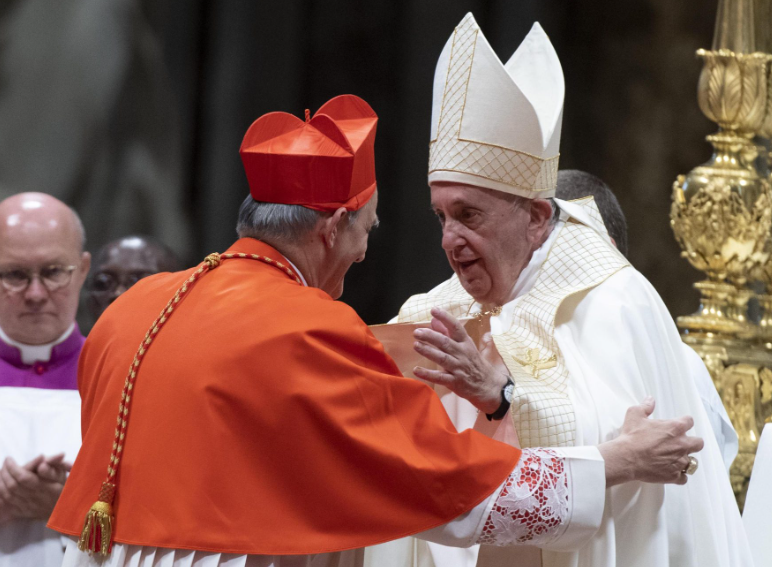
[721, 56, 743, 125]
[671, 177, 772, 282]
[739, 57, 759, 125]
[697, 50, 770, 131]
[698, 53, 722, 123]
[760, 61, 772, 138]
[739, 55, 768, 130]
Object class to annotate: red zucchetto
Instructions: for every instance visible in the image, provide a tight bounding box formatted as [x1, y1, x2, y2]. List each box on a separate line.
[239, 94, 378, 212]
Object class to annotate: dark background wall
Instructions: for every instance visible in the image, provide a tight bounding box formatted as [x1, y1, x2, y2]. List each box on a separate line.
[0, 0, 719, 325]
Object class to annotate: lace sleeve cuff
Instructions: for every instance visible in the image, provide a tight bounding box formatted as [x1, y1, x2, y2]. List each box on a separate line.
[477, 446, 605, 549]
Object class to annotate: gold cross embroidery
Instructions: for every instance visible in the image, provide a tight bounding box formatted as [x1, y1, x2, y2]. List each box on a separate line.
[514, 348, 557, 378]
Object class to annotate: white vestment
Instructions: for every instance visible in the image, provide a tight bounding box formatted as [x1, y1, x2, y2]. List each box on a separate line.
[366, 200, 751, 567]
[0, 387, 81, 567]
[682, 346, 737, 472]
[743, 424, 772, 566]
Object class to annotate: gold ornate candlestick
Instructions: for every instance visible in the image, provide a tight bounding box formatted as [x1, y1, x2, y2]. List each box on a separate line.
[671, 0, 772, 509]
[671, 50, 772, 338]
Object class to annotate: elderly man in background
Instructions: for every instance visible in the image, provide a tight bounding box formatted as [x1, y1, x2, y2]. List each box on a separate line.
[373, 14, 751, 567]
[0, 192, 90, 566]
[86, 235, 181, 323]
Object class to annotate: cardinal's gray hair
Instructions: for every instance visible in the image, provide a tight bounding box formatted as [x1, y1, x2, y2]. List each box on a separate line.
[236, 196, 360, 242]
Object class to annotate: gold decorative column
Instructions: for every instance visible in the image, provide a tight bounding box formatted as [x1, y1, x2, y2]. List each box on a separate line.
[671, 0, 772, 509]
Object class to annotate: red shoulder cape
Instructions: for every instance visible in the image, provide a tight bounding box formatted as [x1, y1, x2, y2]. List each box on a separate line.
[49, 238, 520, 555]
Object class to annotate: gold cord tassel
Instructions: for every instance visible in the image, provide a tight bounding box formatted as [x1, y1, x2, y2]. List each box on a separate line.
[78, 482, 115, 556]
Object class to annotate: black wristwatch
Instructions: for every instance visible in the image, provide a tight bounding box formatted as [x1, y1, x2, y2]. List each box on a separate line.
[486, 375, 515, 421]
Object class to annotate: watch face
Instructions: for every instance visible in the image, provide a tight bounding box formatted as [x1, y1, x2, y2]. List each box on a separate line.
[503, 382, 514, 403]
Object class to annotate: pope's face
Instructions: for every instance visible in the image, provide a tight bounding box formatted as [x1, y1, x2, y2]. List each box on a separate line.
[431, 183, 536, 306]
[322, 192, 379, 300]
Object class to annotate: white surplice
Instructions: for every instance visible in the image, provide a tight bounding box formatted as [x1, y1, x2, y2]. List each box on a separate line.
[0, 386, 81, 567]
[367, 200, 751, 567]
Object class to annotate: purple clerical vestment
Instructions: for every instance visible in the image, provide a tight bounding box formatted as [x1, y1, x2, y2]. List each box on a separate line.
[0, 326, 84, 389]
[0, 327, 84, 566]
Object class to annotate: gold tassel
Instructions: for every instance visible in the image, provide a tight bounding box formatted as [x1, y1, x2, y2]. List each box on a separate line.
[77, 483, 116, 556]
[78, 500, 113, 555]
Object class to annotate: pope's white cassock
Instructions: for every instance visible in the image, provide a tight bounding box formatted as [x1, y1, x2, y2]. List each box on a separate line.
[366, 13, 750, 567]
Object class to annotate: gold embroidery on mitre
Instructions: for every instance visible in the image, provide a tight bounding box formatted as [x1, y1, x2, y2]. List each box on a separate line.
[397, 199, 629, 448]
[428, 15, 559, 195]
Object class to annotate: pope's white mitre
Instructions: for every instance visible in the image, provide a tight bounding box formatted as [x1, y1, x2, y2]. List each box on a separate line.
[428, 13, 564, 198]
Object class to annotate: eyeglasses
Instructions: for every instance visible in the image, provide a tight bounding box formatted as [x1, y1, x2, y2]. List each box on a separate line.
[88, 271, 154, 294]
[0, 265, 78, 293]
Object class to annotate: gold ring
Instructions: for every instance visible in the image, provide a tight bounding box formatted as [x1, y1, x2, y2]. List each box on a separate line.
[684, 456, 698, 475]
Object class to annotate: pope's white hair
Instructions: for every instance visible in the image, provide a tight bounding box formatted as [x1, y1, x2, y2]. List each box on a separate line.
[236, 196, 360, 242]
[545, 197, 560, 225]
[509, 194, 559, 226]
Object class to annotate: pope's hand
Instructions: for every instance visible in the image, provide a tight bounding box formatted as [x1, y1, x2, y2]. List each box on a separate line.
[413, 307, 508, 414]
[0, 454, 69, 524]
[599, 397, 704, 487]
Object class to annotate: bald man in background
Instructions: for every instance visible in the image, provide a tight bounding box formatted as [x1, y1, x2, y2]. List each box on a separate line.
[0, 192, 90, 566]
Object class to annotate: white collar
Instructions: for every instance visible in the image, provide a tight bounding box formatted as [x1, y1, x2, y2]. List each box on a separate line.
[491, 218, 563, 333]
[0, 323, 75, 365]
[509, 214, 566, 300]
[284, 257, 308, 287]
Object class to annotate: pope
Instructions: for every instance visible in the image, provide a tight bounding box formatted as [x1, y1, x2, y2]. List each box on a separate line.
[374, 14, 752, 567]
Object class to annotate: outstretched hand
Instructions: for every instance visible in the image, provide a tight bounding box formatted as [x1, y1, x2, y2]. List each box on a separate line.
[413, 308, 508, 414]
